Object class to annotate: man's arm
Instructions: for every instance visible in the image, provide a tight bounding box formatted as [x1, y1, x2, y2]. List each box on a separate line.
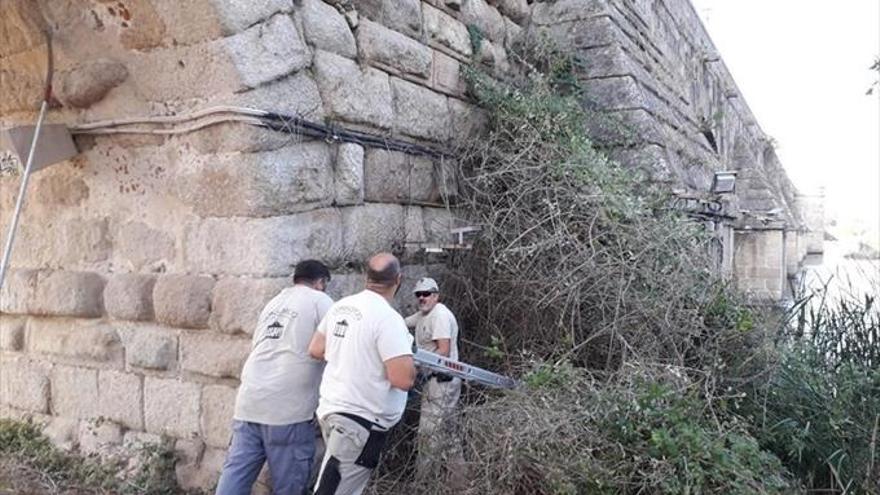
[384, 355, 416, 390]
[404, 313, 418, 329]
[308, 331, 326, 360]
[433, 338, 451, 357]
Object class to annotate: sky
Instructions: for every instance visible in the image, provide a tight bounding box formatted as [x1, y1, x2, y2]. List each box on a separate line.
[690, 0, 880, 245]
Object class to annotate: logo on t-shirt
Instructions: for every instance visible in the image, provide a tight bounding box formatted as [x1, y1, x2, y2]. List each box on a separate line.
[333, 319, 349, 338]
[265, 321, 283, 339]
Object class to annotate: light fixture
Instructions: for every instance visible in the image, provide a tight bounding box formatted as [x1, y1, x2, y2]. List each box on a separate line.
[711, 170, 737, 194]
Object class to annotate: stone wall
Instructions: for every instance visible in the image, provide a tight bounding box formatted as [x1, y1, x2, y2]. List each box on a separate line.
[0, 0, 523, 489]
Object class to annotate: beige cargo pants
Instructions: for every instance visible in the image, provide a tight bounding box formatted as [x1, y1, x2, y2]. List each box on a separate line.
[416, 377, 463, 483]
[313, 414, 387, 495]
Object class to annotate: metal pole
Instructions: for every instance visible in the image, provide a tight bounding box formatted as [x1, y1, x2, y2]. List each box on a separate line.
[0, 100, 49, 292]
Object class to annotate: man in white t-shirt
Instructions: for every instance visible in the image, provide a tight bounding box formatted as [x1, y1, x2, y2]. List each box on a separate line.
[216, 260, 333, 495]
[404, 277, 463, 483]
[308, 252, 416, 495]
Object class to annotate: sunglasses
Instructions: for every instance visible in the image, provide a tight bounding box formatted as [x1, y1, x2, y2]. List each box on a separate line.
[415, 291, 436, 298]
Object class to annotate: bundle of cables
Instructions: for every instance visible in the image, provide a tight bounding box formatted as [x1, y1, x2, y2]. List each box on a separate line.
[68, 106, 445, 158]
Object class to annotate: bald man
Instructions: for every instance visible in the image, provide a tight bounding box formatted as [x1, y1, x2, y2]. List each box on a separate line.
[308, 253, 416, 495]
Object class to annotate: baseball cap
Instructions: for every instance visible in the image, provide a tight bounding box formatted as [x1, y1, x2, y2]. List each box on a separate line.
[413, 277, 439, 293]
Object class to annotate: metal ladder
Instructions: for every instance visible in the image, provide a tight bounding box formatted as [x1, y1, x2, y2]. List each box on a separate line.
[413, 348, 518, 389]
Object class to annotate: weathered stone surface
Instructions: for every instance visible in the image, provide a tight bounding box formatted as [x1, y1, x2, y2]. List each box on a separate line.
[51, 366, 99, 419]
[300, 0, 357, 58]
[364, 149, 437, 203]
[33, 172, 90, 207]
[175, 142, 333, 217]
[117, 0, 167, 50]
[0, 316, 25, 351]
[126, 40, 238, 101]
[121, 326, 178, 371]
[212, 0, 294, 35]
[14, 219, 111, 268]
[224, 14, 311, 90]
[423, 206, 459, 243]
[503, 17, 523, 49]
[184, 210, 343, 276]
[358, 20, 432, 78]
[56, 59, 128, 109]
[31, 271, 104, 318]
[210, 277, 288, 335]
[0, 269, 37, 314]
[227, 72, 325, 120]
[404, 206, 427, 256]
[461, 0, 505, 42]
[391, 78, 450, 141]
[177, 445, 225, 491]
[356, 0, 422, 38]
[341, 204, 405, 260]
[145, 378, 200, 438]
[335, 143, 365, 206]
[98, 370, 144, 430]
[325, 272, 364, 301]
[43, 417, 79, 451]
[498, 0, 528, 23]
[79, 420, 123, 457]
[115, 221, 176, 272]
[531, 0, 608, 25]
[105, 274, 156, 321]
[180, 334, 250, 379]
[201, 385, 236, 448]
[0, 358, 49, 412]
[432, 50, 465, 95]
[313, 50, 393, 128]
[27, 319, 121, 364]
[153, 275, 215, 329]
[423, 4, 472, 57]
[449, 98, 489, 139]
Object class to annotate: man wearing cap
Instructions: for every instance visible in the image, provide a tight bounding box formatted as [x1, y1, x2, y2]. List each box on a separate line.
[216, 260, 333, 495]
[404, 277, 463, 482]
[308, 252, 416, 495]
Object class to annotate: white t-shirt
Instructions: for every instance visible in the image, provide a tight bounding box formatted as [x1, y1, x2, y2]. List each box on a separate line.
[315, 290, 414, 428]
[234, 285, 333, 425]
[405, 303, 459, 361]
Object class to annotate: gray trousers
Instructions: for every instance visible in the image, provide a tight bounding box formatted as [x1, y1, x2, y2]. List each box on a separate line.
[313, 414, 387, 495]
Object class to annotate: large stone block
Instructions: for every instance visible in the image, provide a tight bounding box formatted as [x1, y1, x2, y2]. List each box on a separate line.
[200, 385, 236, 448]
[224, 14, 311, 90]
[79, 419, 124, 458]
[153, 275, 215, 329]
[449, 98, 489, 140]
[43, 417, 79, 451]
[98, 370, 144, 430]
[27, 319, 122, 365]
[120, 326, 178, 371]
[300, 0, 357, 58]
[325, 272, 364, 301]
[313, 50, 393, 129]
[115, 221, 176, 272]
[0, 316, 25, 351]
[104, 274, 156, 321]
[31, 271, 105, 318]
[210, 278, 288, 335]
[423, 206, 459, 243]
[176, 444, 225, 491]
[33, 170, 90, 207]
[180, 334, 250, 379]
[334, 143, 365, 206]
[144, 378, 201, 438]
[56, 59, 129, 109]
[212, 0, 294, 35]
[0, 357, 49, 413]
[498, 0, 528, 24]
[184, 210, 344, 276]
[432, 50, 465, 95]
[358, 20, 432, 79]
[531, 0, 608, 25]
[461, 0, 505, 42]
[127, 40, 239, 101]
[423, 4, 472, 57]
[364, 149, 438, 202]
[51, 366, 99, 419]
[14, 219, 111, 268]
[0, 268, 37, 314]
[341, 204, 405, 260]
[391, 78, 450, 142]
[175, 142, 333, 217]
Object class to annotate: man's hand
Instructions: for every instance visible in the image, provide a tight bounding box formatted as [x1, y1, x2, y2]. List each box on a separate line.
[434, 338, 451, 357]
[384, 355, 416, 390]
[308, 331, 326, 360]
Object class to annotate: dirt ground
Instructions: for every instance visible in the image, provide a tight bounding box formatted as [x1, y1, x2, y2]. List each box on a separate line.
[0, 457, 94, 495]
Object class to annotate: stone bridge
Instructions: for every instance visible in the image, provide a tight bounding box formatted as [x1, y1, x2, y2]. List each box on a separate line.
[0, 0, 819, 489]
